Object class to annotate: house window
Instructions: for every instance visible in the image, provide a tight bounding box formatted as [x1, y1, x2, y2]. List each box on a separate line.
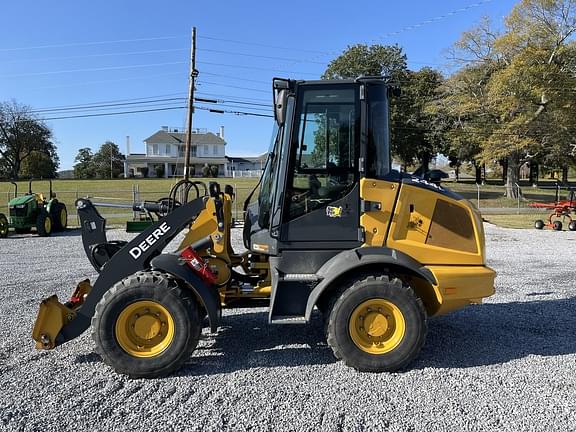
[152, 144, 159, 155]
[178, 146, 184, 157]
[204, 145, 209, 155]
[213, 145, 218, 155]
[191, 146, 197, 157]
[165, 144, 171, 155]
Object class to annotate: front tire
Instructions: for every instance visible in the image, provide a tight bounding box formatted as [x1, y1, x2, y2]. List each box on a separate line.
[326, 275, 427, 372]
[0, 214, 8, 238]
[92, 271, 201, 378]
[36, 211, 52, 237]
[553, 220, 563, 231]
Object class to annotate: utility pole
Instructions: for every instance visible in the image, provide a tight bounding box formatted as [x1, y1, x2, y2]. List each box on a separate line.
[110, 144, 113, 179]
[184, 27, 198, 180]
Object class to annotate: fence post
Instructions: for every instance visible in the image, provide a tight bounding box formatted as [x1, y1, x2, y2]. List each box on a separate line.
[476, 183, 481, 209]
[515, 183, 521, 215]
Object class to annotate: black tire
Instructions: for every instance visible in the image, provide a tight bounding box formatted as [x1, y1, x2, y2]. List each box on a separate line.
[14, 227, 31, 234]
[325, 275, 427, 372]
[0, 214, 8, 238]
[569, 221, 576, 232]
[36, 211, 53, 237]
[534, 220, 545, 230]
[553, 220, 563, 231]
[51, 202, 68, 231]
[92, 271, 201, 378]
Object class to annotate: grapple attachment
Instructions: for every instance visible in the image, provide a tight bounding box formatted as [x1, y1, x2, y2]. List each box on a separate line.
[32, 280, 92, 349]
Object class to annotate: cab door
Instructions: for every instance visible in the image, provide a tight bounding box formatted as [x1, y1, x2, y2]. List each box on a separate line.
[279, 84, 361, 248]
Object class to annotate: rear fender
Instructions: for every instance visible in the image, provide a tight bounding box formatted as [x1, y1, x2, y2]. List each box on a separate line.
[304, 247, 436, 320]
[151, 254, 221, 332]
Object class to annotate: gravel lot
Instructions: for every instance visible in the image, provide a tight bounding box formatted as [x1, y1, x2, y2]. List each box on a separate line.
[0, 224, 575, 431]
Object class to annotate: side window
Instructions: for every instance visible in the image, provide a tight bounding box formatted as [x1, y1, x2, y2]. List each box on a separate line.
[287, 87, 358, 221]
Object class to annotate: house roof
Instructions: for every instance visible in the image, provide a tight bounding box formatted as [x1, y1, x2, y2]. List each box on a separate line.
[225, 153, 268, 163]
[144, 130, 226, 145]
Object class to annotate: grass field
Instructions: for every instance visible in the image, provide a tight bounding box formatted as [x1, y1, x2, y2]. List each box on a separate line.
[0, 177, 573, 229]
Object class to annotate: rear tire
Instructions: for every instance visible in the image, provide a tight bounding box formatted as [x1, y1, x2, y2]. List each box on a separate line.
[51, 203, 68, 231]
[325, 275, 427, 372]
[553, 220, 563, 231]
[0, 214, 8, 238]
[534, 220, 544, 230]
[92, 271, 201, 378]
[36, 211, 52, 237]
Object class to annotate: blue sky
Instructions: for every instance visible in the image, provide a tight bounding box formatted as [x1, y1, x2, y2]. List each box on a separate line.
[0, 0, 517, 170]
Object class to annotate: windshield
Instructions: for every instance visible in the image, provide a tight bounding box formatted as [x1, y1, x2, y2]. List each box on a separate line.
[257, 124, 282, 228]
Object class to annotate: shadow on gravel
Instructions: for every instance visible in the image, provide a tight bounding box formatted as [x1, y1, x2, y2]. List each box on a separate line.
[5, 228, 82, 239]
[418, 296, 576, 369]
[180, 310, 336, 376]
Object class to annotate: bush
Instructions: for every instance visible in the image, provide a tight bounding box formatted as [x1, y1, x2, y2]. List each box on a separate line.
[202, 164, 211, 177]
[155, 165, 165, 178]
[210, 165, 219, 177]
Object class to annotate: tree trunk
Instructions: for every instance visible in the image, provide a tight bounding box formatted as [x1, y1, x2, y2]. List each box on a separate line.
[501, 159, 508, 183]
[505, 152, 521, 199]
[455, 165, 460, 182]
[475, 165, 482, 184]
[420, 153, 430, 174]
[562, 165, 568, 184]
[529, 162, 538, 186]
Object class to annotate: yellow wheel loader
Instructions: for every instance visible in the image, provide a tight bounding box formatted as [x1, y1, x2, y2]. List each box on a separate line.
[32, 77, 495, 378]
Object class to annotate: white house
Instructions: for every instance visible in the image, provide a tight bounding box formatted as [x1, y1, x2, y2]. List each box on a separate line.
[225, 154, 267, 177]
[125, 126, 227, 178]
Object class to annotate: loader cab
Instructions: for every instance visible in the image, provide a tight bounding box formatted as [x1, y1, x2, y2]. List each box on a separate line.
[246, 77, 395, 255]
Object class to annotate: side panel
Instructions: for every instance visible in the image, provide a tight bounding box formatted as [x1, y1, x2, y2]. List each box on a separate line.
[386, 184, 484, 266]
[360, 178, 399, 247]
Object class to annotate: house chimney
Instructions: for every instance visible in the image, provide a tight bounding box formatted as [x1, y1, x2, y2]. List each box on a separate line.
[219, 126, 225, 139]
[126, 136, 131, 155]
[161, 126, 169, 131]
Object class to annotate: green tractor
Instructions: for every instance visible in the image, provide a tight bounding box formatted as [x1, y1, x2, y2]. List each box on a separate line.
[7, 179, 68, 237]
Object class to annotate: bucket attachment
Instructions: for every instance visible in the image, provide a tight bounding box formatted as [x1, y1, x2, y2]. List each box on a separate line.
[32, 280, 92, 350]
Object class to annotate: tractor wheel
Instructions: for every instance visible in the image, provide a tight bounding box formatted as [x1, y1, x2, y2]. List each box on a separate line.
[553, 221, 563, 231]
[36, 212, 53, 237]
[92, 271, 202, 378]
[51, 203, 68, 231]
[534, 220, 545, 230]
[325, 275, 427, 372]
[0, 214, 8, 238]
[569, 221, 576, 232]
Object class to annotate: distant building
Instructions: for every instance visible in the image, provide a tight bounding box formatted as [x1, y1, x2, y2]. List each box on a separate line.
[124, 126, 227, 178]
[226, 154, 268, 177]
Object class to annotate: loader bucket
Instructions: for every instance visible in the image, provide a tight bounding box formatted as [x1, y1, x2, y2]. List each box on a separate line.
[32, 280, 92, 349]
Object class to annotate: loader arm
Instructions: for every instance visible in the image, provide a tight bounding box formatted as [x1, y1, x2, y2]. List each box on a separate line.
[33, 197, 207, 349]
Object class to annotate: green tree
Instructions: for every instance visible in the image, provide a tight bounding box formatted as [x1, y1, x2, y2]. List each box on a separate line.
[323, 44, 444, 170]
[19, 149, 60, 178]
[0, 100, 58, 179]
[449, 2, 576, 197]
[92, 141, 125, 179]
[74, 147, 96, 179]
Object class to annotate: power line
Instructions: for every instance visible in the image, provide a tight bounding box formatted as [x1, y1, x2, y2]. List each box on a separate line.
[1, 48, 189, 65]
[0, 35, 183, 53]
[198, 35, 329, 54]
[1, 61, 187, 78]
[42, 106, 186, 120]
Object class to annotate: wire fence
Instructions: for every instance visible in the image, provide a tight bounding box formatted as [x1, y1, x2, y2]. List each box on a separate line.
[1, 181, 571, 225]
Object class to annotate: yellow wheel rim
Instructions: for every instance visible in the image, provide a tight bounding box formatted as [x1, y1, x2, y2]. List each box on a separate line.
[60, 208, 67, 227]
[44, 217, 51, 233]
[349, 299, 406, 354]
[0, 217, 7, 236]
[115, 300, 175, 358]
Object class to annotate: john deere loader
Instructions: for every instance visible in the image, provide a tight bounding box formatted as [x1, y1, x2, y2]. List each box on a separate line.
[33, 77, 495, 378]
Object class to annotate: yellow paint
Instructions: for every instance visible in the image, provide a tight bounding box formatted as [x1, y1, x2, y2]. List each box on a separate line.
[59, 207, 68, 228]
[115, 300, 175, 358]
[348, 298, 406, 354]
[32, 295, 75, 350]
[411, 265, 496, 316]
[44, 216, 52, 234]
[387, 184, 484, 265]
[360, 178, 399, 247]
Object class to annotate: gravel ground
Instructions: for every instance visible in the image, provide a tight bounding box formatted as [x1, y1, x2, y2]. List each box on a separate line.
[0, 224, 575, 431]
